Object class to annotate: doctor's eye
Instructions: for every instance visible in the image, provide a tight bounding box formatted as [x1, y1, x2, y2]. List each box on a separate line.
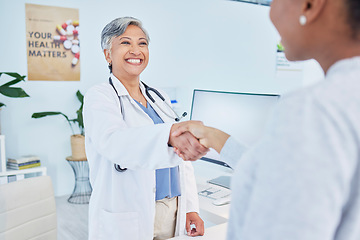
[139, 41, 148, 46]
[120, 41, 130, 45]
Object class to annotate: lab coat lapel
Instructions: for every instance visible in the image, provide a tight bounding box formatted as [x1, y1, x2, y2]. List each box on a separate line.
[110, 74, 155, 121]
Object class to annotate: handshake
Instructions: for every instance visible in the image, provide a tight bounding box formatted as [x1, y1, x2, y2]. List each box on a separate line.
[168, 121, 230, 161]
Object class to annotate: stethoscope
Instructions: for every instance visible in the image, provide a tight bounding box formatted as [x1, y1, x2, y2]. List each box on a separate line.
[109, 76, 187, 172]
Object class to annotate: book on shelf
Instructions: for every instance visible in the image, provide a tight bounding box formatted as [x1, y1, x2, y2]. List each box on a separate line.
[7, 160, 40, 167]
[7, 162, 41, 170]
[7, 155, 40, 164]
[7, 175, 17, 183]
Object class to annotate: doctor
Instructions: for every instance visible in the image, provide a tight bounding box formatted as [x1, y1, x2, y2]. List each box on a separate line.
[83, 17, 207, 240]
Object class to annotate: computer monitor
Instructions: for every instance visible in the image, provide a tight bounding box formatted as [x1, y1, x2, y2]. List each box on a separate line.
[229, 0, 272, 6]
[231, 0, 272, 6]
[190, 89, 280, 169]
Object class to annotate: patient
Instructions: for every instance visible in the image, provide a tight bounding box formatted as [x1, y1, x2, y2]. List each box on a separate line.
[171, 0, 360, 239]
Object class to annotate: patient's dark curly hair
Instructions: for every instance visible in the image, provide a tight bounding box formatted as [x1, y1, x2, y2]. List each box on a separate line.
[345, 0, 360, 38]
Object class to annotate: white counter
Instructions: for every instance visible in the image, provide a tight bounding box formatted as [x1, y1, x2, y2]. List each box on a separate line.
[169, 223, 228, 240]
[170, 160, 233, 240]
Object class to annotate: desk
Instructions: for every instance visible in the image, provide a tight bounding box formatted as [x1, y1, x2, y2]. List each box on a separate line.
[66, 156, 92, 204]
[169, 160, 232, 239]
[169, 223, 227, 240]
[193, 160, 232, 223]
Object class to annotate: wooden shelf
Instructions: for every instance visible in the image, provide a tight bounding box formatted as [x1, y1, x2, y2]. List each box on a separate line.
[0, 167, 47, 177]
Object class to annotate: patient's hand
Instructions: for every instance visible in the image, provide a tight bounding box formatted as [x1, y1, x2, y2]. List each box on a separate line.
[171, 121, 230, 156]
[168, 131, 209, 161]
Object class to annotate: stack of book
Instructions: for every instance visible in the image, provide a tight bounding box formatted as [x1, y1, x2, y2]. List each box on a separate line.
[7, 155, 41, 170]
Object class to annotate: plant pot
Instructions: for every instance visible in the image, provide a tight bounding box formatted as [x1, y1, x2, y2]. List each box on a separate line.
[70, 134, 86, 160]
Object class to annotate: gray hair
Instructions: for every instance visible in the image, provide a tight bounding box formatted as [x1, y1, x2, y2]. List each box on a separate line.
[101, 17, 150, 51]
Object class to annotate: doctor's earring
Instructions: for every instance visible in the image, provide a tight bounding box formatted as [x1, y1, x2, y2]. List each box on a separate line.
[299, 15, 307, 26]
[108, 62, 112, 73]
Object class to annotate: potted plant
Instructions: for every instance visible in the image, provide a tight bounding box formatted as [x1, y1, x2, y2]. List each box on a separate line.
[0, 72, 30, 134]
[32, 90, 86, 160]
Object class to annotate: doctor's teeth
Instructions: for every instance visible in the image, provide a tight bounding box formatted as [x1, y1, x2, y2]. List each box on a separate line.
[127, 59, 141, 63]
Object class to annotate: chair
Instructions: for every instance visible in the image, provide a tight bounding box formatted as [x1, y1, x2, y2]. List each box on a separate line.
[0, 176, 57, 239]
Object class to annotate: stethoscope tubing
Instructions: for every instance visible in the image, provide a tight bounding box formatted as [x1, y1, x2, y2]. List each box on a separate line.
[141, 81, 187, 121]
[108, 77, 187, 172]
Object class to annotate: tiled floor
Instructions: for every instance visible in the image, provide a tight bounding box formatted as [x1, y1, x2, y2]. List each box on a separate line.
[56, 195, 89, 240]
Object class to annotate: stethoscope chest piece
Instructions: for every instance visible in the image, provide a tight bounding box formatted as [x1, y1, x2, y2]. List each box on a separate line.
[114, 164, 127, 172]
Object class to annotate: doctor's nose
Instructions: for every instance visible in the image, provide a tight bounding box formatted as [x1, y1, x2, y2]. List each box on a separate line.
[129, 46, 141, 55]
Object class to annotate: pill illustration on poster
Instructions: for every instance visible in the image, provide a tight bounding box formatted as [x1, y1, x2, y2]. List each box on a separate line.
[54, 19, 80, 67]
[72, 52, 80, 66]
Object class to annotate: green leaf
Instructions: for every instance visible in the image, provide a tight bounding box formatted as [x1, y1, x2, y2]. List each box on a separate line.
[277, 42, 285, 52]
[76, 109, 84, 129]
[31, 90, 85, 136]
[0, 86, 30, 98]
[0, 79, 23, 88]
[0, 72, 26, 80]
[0, 72, 29, 98]
[76, 90, 84, 104]
[32, 111, 75, 135]
[32, 111, 68, 119]
[0, 103, 5, 107]
[75, 90, 84, 135]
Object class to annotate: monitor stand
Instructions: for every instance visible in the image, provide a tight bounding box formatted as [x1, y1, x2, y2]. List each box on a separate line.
[208, 175, 231, 189]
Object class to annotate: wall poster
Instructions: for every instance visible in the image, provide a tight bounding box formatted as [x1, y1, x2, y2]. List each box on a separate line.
[25, 3, 80, 81]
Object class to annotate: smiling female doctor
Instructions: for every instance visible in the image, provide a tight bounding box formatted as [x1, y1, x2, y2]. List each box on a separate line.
[83, 17, 207, 240]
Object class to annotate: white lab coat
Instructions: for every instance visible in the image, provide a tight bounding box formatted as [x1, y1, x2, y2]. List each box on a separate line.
[83, 74, 199, 240]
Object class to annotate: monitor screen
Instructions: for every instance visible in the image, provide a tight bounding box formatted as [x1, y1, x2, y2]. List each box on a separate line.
[190, 89, 280, 168]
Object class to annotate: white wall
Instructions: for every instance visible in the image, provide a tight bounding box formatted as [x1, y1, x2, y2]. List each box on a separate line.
[0, 0, 323, 196]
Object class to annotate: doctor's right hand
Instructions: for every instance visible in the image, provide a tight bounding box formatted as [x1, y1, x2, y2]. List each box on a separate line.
[171, 121, 230, 156]
[168, 127, 209, 161]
